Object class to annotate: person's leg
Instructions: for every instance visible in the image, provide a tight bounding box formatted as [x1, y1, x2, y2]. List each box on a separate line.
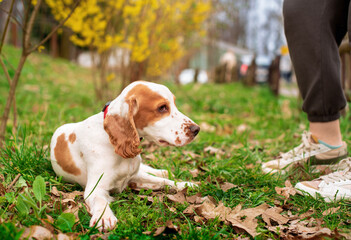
[310, 120, 343, 146]
[284, 0, 348, 123]
[262, 0, 349, 174]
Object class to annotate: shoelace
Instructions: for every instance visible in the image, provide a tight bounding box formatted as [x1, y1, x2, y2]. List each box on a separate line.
[320, 158, 351, 184]
[281, 131, 318, 160]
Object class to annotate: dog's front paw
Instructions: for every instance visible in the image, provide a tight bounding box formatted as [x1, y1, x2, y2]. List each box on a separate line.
[90, 209, 118, 232]
[175, 181, 198, 191]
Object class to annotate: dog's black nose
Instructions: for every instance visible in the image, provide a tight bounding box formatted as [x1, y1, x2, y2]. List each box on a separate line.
[189, 125, 200, 137]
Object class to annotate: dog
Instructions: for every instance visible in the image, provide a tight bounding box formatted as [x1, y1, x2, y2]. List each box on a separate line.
[50, 81, 200, 231]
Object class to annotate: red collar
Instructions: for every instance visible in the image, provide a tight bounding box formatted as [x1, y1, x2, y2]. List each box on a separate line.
[102, 101, 111, 119]
[104, 105, 109, 119]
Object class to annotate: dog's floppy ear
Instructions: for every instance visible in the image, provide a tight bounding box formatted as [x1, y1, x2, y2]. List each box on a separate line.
[103, 97, 141, 158]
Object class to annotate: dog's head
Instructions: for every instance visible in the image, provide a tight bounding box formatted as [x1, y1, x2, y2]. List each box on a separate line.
[104, 81, 200, 158]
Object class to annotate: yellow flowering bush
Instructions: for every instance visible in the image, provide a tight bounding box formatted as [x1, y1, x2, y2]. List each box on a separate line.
[46, 0, 211, 81]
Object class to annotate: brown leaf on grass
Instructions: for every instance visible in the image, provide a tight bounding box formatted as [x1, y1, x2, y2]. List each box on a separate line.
[22, 225, 54, 240]
[186, 193, 208, 204]
[183, 204, 196, 214]
[191, 201, 232, 222]
[245, 164, 254, 169]
[165, 220, 180, 233]
[139, 192, 165, 203]
[226, 203, 270, 238]
[204, 146, 225, 155]
[299, 209, 315, 219]
[57, 233, 81, 240]
[213, 202, 233, 221]
[51, 186, 83, 200]
[291, 224, 332, 239]
[322, 206, 340, 216]
[236, 123, 249, 133]
[267, 214, 333, 239]
[143, 153, 157, 161]
[189, 169, 200, 178]
[41, 215, 55, 233]
[339, 231, 351, 240]
[153, 226, 166, 236]
[194, 215, 205, 224]
[139, 195, 156, 203]
[199, 122, 216, 132]
[147, 221, 180, 237]
[230, 143, 244, 150]
[183, 150, 201, 159]
[166, 188, 187, 204]
[262, 207, 289, 226]
[220, 182, 237, 192]
[194, 198, 217, 219]
[0, 182, 6, 196]
[275, 180, 296, 203]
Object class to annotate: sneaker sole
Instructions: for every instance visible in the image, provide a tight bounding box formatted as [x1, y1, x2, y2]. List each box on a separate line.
[295, 182, 349, 202]
[262, 153, 348, 175]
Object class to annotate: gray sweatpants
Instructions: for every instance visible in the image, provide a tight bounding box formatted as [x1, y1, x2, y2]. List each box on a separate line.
[283, 0, 349, 122]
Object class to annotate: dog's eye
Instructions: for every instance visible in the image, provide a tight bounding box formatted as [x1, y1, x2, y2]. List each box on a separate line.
[158, 104, 168, 113]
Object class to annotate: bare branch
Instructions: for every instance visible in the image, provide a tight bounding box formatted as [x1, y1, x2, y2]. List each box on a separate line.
[0, 53, 16, 72]
[24, 0, 43, 53]
[0, 57, 12, 84]
[0, 6, 26, 31]
[22, 0, 31, 47]
[29, 0, 82, 53]
[0, 0, 16, 54]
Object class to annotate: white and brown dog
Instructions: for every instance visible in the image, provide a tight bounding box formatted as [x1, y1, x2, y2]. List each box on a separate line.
[50, 81, 200, 231]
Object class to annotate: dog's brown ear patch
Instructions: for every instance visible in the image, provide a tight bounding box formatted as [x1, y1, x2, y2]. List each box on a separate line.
[54, 133, 81, 176]
[104, 100, 141, 159]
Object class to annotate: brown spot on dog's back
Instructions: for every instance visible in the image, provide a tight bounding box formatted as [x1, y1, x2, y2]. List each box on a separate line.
[69, 133, 76, 143]
[54, 133, 81, 176]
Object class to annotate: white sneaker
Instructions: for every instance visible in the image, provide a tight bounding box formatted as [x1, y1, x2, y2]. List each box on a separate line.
[261, 131, 348, 174]
[295, 158, 351, 202]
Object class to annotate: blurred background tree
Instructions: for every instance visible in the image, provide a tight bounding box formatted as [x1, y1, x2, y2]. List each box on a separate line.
[0, 0, 80, 147]
[45, 0, 211, 99]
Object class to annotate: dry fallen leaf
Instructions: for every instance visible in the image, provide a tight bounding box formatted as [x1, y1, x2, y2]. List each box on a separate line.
[183, 151, 201, 159]
[204, 146, 225, 155]
[199, 122, 216, 132]
[226, 203, 270, 237]
[166, 188, 187, 204]
[51, 186, 83, 200]
[153, 226, 166, 237]
[41, 216, 55, 233]
[189, 169, 200, 178]
[220, 182, 237, 192]
[245, 163, 254, 169]
[186, 193, 208, 204]
[237, 123, 249, 133]
[262, 207, 289, 226]
[275, 180, 296, 203]
[22, 225, 53, 240]
[299, 209, 315, 219]
[322, 206, 340, 216]
[194, 198, 217, 219]
[57, 233, 79, 240]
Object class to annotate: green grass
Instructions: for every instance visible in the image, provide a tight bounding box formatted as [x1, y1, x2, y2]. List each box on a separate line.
[1, 45, 351, 239]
